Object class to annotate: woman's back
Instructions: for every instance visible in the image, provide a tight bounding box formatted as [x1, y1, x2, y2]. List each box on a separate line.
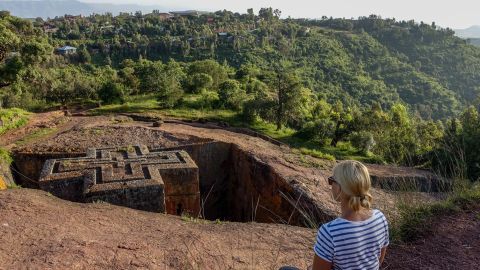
[314, 209, 389, 270]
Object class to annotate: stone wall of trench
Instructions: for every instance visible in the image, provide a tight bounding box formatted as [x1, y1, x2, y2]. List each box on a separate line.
[162, 142, 329, 226]
[12, 141, 328, 226]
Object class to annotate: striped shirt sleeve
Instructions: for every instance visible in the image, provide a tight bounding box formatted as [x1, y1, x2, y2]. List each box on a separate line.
[313, 225, 334, 262]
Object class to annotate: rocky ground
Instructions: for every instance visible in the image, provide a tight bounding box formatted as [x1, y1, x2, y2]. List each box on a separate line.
[8, 113, 441, 218]
[0, 189, 315, 270]
[384, 206, 480, 270]
[1, 111, 475, 269]
[1, 188, 479, 269]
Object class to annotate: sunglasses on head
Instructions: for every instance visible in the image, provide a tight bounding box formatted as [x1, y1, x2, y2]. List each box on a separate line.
[327, 176, 336, 185]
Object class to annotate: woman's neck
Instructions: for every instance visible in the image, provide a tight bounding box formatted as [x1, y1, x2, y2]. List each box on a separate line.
[340, 200, 372, 221]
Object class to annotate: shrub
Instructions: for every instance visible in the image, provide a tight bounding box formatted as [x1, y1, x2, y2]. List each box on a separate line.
[190, 73, 213, 93]
[98, 81, 125, 105]
[0, 108, 29, 135]
[296, 119, 335, 146]
[350, 131, 375, 155]
[217, 80, 246, 110]
[197, 90, 219, 110]
[0, 147, 13, 164]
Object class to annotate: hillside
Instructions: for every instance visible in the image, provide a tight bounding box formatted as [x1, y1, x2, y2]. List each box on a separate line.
[0, 110, 478, 269]
[467, 38, 480, 46]
[1, 8, 480, 269]
[2, 9, 480, 175]
[455, 25, 480, 38]
[4, 11, 479, 118]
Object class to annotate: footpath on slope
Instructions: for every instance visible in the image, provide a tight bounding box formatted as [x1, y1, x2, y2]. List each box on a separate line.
[384, 204, 480, 270]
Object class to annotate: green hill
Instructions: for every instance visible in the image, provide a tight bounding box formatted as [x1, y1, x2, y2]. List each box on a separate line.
[2, 9, 480, 178]
[30, 12, 480, 118]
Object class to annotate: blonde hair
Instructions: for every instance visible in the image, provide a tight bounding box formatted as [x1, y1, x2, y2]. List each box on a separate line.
[333, 160, 373, 211]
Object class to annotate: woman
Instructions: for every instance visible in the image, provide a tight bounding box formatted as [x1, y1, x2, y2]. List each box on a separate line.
[312, 160, 389, 270]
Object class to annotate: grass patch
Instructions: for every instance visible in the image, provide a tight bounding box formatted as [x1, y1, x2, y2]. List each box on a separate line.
[159, 108, 238, 122]
[318, 142, 384, 164]
[243, 119, 296, 140]
[15, 127, 57, 146]
[7, 182, 22, 189]
[90, 94, 160, 115]
[0, 108, 30, 135]
[180, 213, 225, 225]
[299, 147, 335, 161]
[391, 183, 480, 243]
[0, 148, 13, 165]
[89, 94, 379, 163]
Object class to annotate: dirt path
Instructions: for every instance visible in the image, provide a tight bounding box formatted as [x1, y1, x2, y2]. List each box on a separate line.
[0, 111, 67, 148]
[383, 206, 480, 270]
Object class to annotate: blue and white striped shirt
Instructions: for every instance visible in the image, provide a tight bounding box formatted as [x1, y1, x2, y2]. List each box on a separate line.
[313, 209, 389, 270]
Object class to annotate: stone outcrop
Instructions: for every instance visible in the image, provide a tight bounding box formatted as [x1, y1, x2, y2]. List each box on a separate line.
[0, 161, 15, 190]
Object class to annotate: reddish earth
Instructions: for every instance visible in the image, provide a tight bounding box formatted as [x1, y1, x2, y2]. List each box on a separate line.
[384, 206, 480, 270]
[0, 189, 316, 270]
[1, 189, 479, 269]
[1, 111, 471, 269]
[2, 113, 444, 221]
[0, 111, 66, 148]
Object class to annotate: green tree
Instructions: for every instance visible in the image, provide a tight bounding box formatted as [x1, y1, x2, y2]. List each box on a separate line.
[77, 48, 91, 64]
[156, 60, 185, 108]
[190, 73, 213, 93]
[98, 81, 125, 104]
[187, 60, 228, 91]
[118, 66, 139, 94]
[269, 69, 307, 130]
[458, 106, 480, 181]
[218, 79, 246, 110]
[329, 102, 356, 147]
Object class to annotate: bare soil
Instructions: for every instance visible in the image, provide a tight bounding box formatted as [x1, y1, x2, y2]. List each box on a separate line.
[0, 189, 316, 270]
[15, 123, 210, 153]
[384, 206, 480, 270]
[1, 189, 479, 269]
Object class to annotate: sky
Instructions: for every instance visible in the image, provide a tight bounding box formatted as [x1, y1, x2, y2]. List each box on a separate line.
[81, 0, 479, 29]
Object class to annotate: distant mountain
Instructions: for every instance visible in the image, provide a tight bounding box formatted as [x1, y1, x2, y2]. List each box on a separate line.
[467, 38, 480, 47]
[455, 25, 480, 38]
[0, 0, 172, 18]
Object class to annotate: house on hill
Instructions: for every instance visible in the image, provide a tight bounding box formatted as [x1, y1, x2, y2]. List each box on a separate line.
[170, 10, 210, 18]
[157, 13, 174, 20]
[56, 46, 77, 55]
[43, 23, 58, 33]
[64, 15, 82, 22]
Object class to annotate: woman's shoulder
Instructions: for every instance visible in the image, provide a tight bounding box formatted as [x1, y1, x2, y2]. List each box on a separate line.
[373, 209, 388, 221]
[322, 209, 387, 229]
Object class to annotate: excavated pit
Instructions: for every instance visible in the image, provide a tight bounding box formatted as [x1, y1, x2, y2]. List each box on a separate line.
[11, 141, 327, 227]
